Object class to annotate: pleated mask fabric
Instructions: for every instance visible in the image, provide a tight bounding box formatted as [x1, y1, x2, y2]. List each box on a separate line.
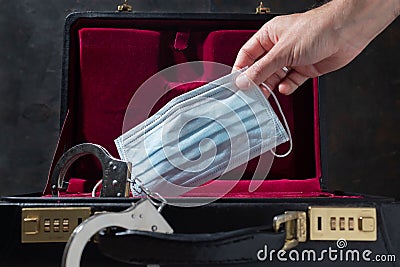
[115, 70, 290, 197]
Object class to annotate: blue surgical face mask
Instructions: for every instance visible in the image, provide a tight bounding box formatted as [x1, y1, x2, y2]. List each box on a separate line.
[114, 70, 292, 197]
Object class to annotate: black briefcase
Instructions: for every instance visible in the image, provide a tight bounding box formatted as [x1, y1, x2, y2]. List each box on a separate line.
[1, 3, 399, 267]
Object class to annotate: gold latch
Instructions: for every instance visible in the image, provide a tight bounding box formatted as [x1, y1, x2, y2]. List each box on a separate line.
[273, 211, 307, 251]
[118, 0, 133, 12]
[273, 207, 377, 250]
[256, 2, 271, 14]
[308, 207, 377, 241]
[21, 207, 91, 243]
[23, 217, 40, 235]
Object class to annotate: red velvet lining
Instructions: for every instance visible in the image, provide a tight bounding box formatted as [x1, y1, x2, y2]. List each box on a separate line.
[78, 28, 161, 156]
[44, 23, 330, 199]
[203, 30, 256, 66]
[47, 178, 360, 199]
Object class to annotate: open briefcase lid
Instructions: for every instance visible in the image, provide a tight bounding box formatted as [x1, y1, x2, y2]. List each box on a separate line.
[44, 10, 329, 200]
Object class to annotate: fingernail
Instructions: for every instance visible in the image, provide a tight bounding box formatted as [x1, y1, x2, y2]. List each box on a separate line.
[236, 74, 251, 89]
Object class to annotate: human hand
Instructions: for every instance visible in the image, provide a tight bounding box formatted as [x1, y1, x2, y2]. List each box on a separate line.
[233, 0, 400, 95]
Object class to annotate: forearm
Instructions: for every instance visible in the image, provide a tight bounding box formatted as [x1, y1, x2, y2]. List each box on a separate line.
[320, 0, 400, 50]
[233, 0, 400, 94]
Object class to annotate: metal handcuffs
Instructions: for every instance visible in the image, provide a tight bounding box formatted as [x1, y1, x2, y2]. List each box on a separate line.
[50, 143, 131, 198]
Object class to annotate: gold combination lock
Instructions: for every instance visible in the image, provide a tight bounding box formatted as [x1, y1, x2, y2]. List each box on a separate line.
[21, 207, 91, 243]
[273, 206, 377, 250]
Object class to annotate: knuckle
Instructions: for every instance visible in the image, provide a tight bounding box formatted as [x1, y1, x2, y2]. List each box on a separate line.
[272, 72, 282, 81]
[310, 71, 320, 78]
[266, 72, 281, 88]
[250, 61, 265, 83]
[288, 75, 301, 88]
[241, 47, 256, 62]
[305, 67, 320, 78]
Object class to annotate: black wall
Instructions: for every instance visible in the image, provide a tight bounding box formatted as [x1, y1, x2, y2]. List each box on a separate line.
[0, 0, 399, 198]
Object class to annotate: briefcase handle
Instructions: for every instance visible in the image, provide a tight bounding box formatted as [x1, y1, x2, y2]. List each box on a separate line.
[95, 211, 305, 265]
[96, 224, 286, 266]
[62, 199, 303, 266]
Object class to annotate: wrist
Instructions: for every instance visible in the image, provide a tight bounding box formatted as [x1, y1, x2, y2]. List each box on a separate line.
[325, 0, 399, 50]
[394, 0, 400, 16]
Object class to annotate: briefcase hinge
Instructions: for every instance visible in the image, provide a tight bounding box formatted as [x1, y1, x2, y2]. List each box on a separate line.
[21, 207, 91, 243]
[256, 2, 271, 14]
[273, 211, 307, 251]
[117, 0, 133, 12]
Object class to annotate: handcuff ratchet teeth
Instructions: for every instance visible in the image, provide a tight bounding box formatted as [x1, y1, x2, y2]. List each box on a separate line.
[50, 143, 131, 197]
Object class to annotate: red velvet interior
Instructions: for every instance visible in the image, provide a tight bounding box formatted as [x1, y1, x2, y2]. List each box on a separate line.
[43, 18, 336, 198]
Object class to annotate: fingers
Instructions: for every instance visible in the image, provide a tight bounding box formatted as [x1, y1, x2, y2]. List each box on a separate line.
[278, 70, 309, 95]
[247, 42, 286, 84]
[233, 21, 288, 89]
[263, 67, 289, 89]
[233, 25, 275, 72]
[236, 67, 309, 97]
[236, 66, 291, 98]
[233, 18, 308, 94]
[259, 67, 290, 97]
[235, 43, 287, 89]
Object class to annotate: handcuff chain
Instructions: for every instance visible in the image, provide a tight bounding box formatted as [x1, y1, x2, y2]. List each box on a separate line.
[128, 177, 167, 212]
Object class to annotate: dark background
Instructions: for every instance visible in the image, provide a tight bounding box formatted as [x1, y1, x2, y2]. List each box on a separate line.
[0, 0, 399, 198]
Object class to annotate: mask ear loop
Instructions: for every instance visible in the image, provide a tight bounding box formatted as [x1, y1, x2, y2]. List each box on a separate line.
[91, 180, 102, 197]
[261, 83, 293, 158]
